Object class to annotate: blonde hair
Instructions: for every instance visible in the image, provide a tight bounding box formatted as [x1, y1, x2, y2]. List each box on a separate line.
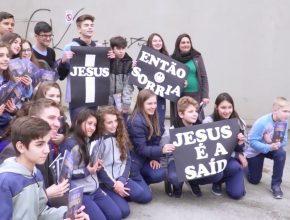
[177, 96, 199, 113]
[273, 97, 290, 110]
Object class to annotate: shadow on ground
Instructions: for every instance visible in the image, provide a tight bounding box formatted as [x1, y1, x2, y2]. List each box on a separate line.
[127, 137, 290, 220]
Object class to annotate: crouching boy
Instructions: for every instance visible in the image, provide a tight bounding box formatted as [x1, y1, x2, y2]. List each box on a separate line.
[245, 97, 290, 199]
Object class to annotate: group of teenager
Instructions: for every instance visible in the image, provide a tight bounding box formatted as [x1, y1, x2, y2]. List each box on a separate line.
[0, 10, 289, 220]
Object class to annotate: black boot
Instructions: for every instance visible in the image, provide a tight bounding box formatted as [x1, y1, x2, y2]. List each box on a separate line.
[164, 180, 173, 197]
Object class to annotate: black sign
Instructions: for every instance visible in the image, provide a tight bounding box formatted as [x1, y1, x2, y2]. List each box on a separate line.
[128, 45, 188, 102]
[70, 46, 110, 108]
[169, 119, 240, 182]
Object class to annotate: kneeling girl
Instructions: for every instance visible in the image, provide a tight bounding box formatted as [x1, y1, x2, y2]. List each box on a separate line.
[60, 108, 122, 220]
[93, 106, 148, 217]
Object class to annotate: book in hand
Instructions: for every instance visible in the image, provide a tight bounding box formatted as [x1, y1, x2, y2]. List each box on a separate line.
[89, 138, 103, 166]
[49, 153, 63, 184]
[58, 150, 74, 184]
[66, 186, 84, 220]
[272, 121, 287, 143]
[0, 80, 27, 106]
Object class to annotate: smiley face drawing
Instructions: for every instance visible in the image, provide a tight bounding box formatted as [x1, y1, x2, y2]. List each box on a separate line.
[154, 72, 165, 83]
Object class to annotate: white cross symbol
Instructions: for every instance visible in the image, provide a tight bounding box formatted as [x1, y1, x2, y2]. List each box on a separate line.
[84, 54, 96, 103]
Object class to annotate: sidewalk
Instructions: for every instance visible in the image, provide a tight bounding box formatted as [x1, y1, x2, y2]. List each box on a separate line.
[126, 137, 290, 220]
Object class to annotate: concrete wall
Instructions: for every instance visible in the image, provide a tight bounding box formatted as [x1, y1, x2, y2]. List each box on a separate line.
[3, 0, 290, 124]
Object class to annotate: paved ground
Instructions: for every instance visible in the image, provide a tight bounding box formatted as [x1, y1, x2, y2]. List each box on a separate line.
[126, 136, 290, 220]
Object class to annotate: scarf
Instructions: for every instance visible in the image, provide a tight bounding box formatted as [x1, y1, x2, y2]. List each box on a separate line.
[171, 48, 201, 63]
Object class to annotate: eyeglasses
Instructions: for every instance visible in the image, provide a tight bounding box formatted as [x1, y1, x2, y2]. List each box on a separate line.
[22, 48, 32, 53]
[38, 34, 54, 38]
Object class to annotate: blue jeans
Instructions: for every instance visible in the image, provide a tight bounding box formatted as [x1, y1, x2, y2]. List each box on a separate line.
[167, 161, 183, 189]
[141, 160, 166, 185]
[83, 188, 122, 220]
[247, 147, 286, 187]
[129, 173, 153, 203]
[217, 157, 245, 199]
[100, 184, 130, 219]
[100, 178, 148, 217]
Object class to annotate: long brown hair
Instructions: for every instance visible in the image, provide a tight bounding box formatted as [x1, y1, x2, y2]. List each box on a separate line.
[131, 89, 160, 140]
[146, 33, 169, 56]
[213, 92, 240, 121]
[97, 106, 132, 161]
[72, 107, 97, 166]
[0, 42, 14, 81]
[1, 32, 22, 58]
[32, 81, 62, 102]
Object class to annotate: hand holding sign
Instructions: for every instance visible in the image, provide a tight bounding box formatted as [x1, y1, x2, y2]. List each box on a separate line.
[170, 118, 240, 182]
[237, 132, 246, 145]
[61, 51, 74, 63]
[162, 143, 175, 154]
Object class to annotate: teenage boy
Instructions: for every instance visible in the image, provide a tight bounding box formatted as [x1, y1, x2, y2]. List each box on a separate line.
[57, 14, 114, 121]
[0, 117, 89, 220]
[0, 99, 69, 200]
[245, 97, 290, 199]
[33, 21, 56, 68]
[109, 36, 134, 121]
[160, 96, 222, 198]
[0, 11, 14, 36]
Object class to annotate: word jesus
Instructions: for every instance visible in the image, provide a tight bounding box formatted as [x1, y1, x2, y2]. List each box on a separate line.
[172, 125, 233, 147]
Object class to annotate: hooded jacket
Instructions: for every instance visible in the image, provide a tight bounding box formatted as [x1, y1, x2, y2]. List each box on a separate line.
[245, 113, 288, 158]
[108, 53, 134, 110]
[127, 113, 164, 178]
[60, 136, 100, 193]
[0, 157, 67, 220]
[91, 134, 131, 189]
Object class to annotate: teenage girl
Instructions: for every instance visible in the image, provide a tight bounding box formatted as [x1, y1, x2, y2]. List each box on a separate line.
[127, 89, 174, 201]
[21, 39, 52, 70]
[0, 42, 32, 135]
[93, 106, 149, 218]
[146, 33, 170, 130]
[60, 107, 122, 220]
[2, 33, 55, 88]
[203, 92, 247, 199]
